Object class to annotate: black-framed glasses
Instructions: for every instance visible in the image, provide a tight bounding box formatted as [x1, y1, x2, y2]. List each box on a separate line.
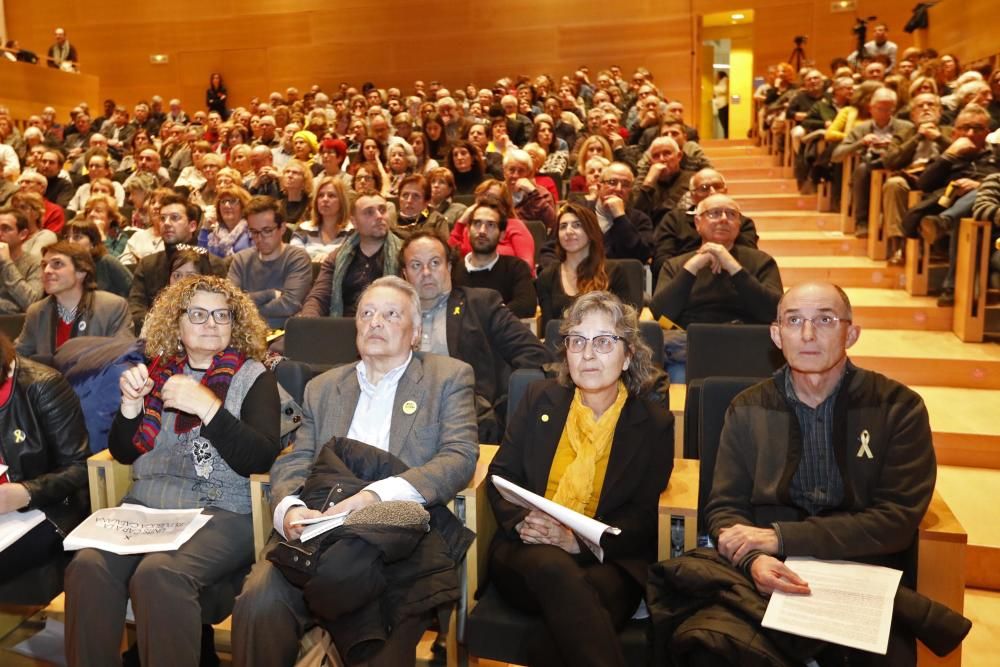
[185, 307, 233, 325]
[777, 314, 851, 330]
[248, 226, 279, 238]
[700, 207, 741, 222]
[564, 334, 624, 354]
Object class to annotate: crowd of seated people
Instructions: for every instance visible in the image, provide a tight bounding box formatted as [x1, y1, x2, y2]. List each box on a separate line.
[757, 35, 1000, 302]
[0, 50, 982, 665]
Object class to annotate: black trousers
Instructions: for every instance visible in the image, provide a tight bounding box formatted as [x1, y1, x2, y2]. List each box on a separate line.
[490, 538, 642, 667]
[0, 518, 62, 585]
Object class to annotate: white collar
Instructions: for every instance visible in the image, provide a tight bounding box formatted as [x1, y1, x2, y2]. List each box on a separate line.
[356, 352, 413, 394]
[464, 252, 499, 272]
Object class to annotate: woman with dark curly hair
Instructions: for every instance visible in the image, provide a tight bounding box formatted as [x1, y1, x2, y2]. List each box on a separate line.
[64, 275, 280, 667]
[486, 290, 674, 667]
[536, 202, 631, 330]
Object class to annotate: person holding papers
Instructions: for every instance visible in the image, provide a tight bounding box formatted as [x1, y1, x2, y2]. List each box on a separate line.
[657, 281, 961, 666]
[64, 275, 281, 667]
[232, 276, 478, 667]
[486, 291, 674, 667]
[0, 332, 89, 584]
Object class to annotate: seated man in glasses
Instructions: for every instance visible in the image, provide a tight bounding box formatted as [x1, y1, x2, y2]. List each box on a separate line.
[659, 281, 952, 665]
[227, 196, 312, 330]
[650, 193, 782, 382]
[651, 168, 759, 289]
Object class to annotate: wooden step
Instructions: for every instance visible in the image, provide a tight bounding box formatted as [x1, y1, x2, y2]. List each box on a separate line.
[844, 287, 953, 331]
[850, 330, 1000, 390]
[726, 178, 799, 195]
[713, 155, 781, 171]
[758, 231, 866, 257]
[778, 255, 905, 288]
[938, 466, 1000, 589]
[702, 146, 768, 158]
[716, 165, 787, 179]
[752, 211, 843, 232]
[701, 138, 756, 148]
[737, 193, 818, 212]
[916, 388, 1000, 468]
[963, 588, 1000, 659]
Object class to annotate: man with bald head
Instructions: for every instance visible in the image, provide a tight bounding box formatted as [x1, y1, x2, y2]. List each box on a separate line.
[652, 168, 759, 284]
[690, 281, 950, 665]
[651, 193, 781, 381]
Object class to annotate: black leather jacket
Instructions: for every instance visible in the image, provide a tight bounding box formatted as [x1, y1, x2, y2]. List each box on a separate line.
[0, 357, 90, 534]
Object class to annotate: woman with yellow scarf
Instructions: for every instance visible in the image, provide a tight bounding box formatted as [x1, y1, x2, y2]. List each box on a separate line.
[486, 291, 674, 666]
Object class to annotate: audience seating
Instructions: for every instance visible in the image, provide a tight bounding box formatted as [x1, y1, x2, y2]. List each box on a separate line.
[867, 167, 889, 260]
[453, 194, 476, 207]
[839, 152, 861, 235]
[658, 376, 969, 667]
[284, 316, 358, 368]
[683, 323, 784, 459]
[605, 258, 645, 309]
[522, 219, 548, 270]
[953, 218, 994, 342]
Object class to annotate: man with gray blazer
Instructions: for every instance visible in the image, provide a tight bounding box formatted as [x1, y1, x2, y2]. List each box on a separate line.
[233, 275, 479, 667]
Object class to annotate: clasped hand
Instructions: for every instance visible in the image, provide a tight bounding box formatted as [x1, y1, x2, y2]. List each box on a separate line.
[516, 510, 580, 554]
[685, 243, 740, 275]
[119, 364, 220, 421]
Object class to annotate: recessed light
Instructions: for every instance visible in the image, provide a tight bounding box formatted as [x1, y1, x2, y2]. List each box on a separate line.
[731, 13, 745, 20]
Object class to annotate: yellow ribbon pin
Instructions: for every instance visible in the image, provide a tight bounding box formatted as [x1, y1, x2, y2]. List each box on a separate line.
[13, 429, 25, 444]
[857, 429, 873, 459]
[402, 400, 417, 415]
[541, 414, 549, 423]
[453, 306, 461, 315]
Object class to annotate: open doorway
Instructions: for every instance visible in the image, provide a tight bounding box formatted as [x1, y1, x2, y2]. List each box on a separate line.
[699, 10, 753, 141]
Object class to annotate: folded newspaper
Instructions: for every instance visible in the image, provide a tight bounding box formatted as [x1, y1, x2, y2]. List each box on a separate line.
[63, 504, 212, 555]
[491, 475, 621, 561]
[291, 510, 350, 543]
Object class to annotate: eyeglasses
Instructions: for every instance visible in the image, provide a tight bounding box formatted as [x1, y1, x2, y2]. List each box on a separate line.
[600, 178, 633, 188]
[700, 207, 741, 221]
[248, 226, 279, 238]
[777, 313, 851, 330]
[694, 182, 726, 194]
[564, 334, 624, 354]
[185, 307, 233, 325]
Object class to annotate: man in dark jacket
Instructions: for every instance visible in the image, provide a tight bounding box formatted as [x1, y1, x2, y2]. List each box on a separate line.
[127, 194, 226, 329]
[702, 281, 937, 665]
[401, 232, 551, 443]
[652, 168, 759, 287]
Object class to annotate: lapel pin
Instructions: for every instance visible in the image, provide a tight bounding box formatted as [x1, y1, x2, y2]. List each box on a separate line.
[453, 306, 461, 315]
[402, 400, 417, 415]
[13, 429, 25, 444]
[857, 429, 873, 459]
[78, 320, 87, 332]
[541, 414, 549, 422]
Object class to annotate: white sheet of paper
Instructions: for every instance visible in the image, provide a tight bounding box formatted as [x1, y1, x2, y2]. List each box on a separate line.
[761, 557, 903, 655]
[0, 464, 8, 477]
[300, 513, 349, 543]
[63, 504, 212, 555]
[291, 511, 350, 526]
[491, 475, 621, 561]
[0, 508, 46, 553]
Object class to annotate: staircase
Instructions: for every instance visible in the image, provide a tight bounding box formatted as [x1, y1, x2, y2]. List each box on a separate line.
[701, 137, 1000, 605]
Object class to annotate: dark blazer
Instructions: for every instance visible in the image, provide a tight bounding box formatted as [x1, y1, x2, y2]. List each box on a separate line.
[445, 287, 551, 443]
[487, 378, 674, 586]
[127, 244, 228, 330]
[15, 290, 134, 360]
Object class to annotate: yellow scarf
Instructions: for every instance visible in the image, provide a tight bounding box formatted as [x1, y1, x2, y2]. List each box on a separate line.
[549, 382, 628, 514]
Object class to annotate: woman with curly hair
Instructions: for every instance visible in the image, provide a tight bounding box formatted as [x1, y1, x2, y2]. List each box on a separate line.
[64, 274, 281, 667]
[486, 290, 673, 667]
[536, 202, 631, 330]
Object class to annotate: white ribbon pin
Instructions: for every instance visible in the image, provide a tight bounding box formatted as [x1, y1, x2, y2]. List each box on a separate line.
[857, 429, 873, 459]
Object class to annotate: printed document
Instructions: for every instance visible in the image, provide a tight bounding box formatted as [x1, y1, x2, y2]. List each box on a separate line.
[63, 504, 212, 555]
[0, 508, 45, 552]
[761, 557, 902, 655]
[491, 475, 621, 561]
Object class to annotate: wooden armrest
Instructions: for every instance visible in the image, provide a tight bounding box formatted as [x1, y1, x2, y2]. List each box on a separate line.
[454, 444, 498, 605]
[87, 449, 131, 511]
[250, 473, 272, 561]
[657, 458, 700, 560]
[916, 490, 967, 666]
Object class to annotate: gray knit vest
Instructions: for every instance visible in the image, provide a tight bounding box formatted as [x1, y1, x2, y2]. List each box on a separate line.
[125, 359, 265, 514]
